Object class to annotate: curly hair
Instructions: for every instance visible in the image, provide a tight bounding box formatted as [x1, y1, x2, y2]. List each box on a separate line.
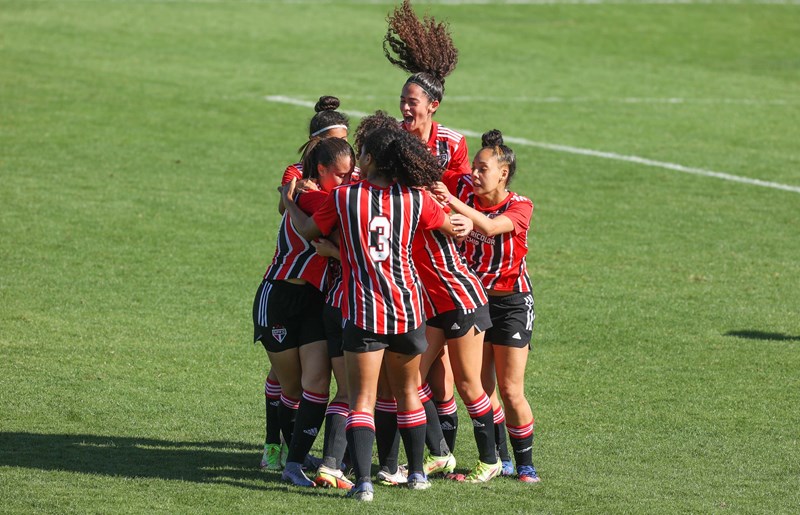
[362, 126, 442, 187]
[480, 129, 517, 186]
[353, 111, 400, 157]
[297, 95, 350, 156]
[383, 0, 458, 102]
[301, 137, 355, 182]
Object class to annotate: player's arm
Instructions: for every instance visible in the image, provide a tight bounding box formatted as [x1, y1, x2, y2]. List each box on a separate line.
[281, 178, 323, 240]
[311, 236, 340, 260]
[430, 181, 514, 237]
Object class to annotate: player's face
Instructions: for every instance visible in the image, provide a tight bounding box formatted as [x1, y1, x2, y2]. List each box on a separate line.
[471, 149, 508, 196]
[400, 83, 438, 135]
[318, 156, 353, 192]
[323, 127, 349, 140]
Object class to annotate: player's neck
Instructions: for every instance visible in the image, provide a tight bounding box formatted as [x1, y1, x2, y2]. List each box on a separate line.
[410, 119, 433, 143]
[476, 189, 509, 208]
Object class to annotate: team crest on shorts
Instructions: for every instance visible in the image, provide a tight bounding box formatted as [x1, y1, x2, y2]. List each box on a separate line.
[271, 325, 287, 343]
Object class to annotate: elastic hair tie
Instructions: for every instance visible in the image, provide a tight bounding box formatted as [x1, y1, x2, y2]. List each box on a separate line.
[310, 124, 348, 138]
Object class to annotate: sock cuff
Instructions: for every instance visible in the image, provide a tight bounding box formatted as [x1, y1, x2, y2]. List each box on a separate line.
[265, 378, 282, 398]
[375, 397, 398, 413]
[465, 393, 492, 418]
[436, 397, 458, 416]
[346, 411, 375, 431]
[325, 402, 349, 417]
[397, 408, 426, 429]
[417, 383, 433, 403]
[280, 393, 300, 410]
[302, 390, 329, 405]
[493, 406, 506, 424]
[507, 420, 534, 439]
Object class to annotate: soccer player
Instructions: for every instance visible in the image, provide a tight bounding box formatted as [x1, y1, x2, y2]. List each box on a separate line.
[433, 129, 542, 483]
[282, 125, 471, 501]
[253, 137, 355, 487]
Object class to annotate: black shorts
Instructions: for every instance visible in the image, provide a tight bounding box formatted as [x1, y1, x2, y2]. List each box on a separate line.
[426, 304, 492, 339]
[342, 320, 428, 356]
[485, 292, 535, 348]
[323, 303, 345, 359]
[252, 279, 326, 353]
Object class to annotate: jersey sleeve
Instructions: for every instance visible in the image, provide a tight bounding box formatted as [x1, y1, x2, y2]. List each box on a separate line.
[311, 191, 339, 236]
[447, 134, 471, 177]
[502, 197, 533, 235]
[297, 190, 328, 215]
[419, 191, 446, 231]
[281, 164, 302, 186]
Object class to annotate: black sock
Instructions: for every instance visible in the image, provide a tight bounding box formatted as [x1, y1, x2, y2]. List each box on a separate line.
[346, 412, 376, 485]
[419, 384, 449, 456]
[265, 379, 282, 445]
[507, 421, 534, 468]
[278, 394, 299, 448]
[287, 390, 328, 463]
[398, 408, 427, 475]
[465, 394, 496, 464]
[375, 399, 399, 473]
[322, 402, 348, 469]
[494, 410, 511, 461]
[436, 397, 458, 454]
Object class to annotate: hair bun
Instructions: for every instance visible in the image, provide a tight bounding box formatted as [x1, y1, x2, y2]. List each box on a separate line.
[315, 95, 340, 113]
[481, 129, 503, 148]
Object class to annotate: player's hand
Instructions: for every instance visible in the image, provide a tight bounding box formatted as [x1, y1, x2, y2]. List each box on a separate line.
[450, 213, 472, 239]
[311, 238, 340, 259]
[430, 181, 452, 204]
[282, 178, 297, 204]
[296, 178, 319, 193]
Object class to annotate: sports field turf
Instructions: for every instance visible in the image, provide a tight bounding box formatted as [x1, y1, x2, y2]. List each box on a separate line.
[1, 0, 799, 512]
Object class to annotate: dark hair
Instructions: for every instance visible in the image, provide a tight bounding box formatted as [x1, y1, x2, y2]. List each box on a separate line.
[362, 126, 442, 187]
[383, 0, 458, 103]
[301, 137, 355, 182]
[354, 111, 400, 157]
[480, 129, 517, 186]
[297, 95, 350, 155]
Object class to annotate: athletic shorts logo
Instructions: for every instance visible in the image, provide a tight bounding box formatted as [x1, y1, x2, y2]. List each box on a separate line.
[450, 322, 461, 331]
[512, 332, 522, 340]
[271, 325, 287, 343]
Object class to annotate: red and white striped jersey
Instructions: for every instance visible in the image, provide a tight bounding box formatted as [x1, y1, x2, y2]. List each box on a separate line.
[312, 181, 446, 334]
[419, 121, 471, 177]
[263, 190, 329, 291]
[454, 176, 533, 293]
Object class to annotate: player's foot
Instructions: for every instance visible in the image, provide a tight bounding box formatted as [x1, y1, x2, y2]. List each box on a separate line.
[281, 462, 315, 487]
[303, 453, 323, 471]
[376, 465, 408, 486]
[465, 460, 502, 483]
[314, 465, 354, 490]
[346, 481, 374, 502]
[500, 459, 514, 476]
[517, 464, 541, 483]
[260, 443, 282, 470]
[406, 472, 431, 490]
[423, 452, 456, 476]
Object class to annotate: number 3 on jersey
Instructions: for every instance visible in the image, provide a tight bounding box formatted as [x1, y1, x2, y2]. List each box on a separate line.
[369, 216, 391, 262]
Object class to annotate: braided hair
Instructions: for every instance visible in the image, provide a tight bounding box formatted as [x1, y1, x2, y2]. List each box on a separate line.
[297, 95, 350, 156]
[383, 0, 458, 103]
[480, 129, 517, 186]
[362, 126, 442, 187]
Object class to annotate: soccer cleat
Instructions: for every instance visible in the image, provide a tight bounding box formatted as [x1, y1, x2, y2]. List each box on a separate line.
[501, 460, 514, 476]
[345, 481, 374, 502]
[279, 441, 289, 468]
[281, 462, 315, 487]
[303, 453, 323, 471]
[376, 465, 408, 486]
[517, 465, 541, 483]
[314, 465, 354, 490]
[260, 443, 282, 470]
[423, 452, 456, 476]
[465, 460, 502, 483]
[406, 472, 431, 490]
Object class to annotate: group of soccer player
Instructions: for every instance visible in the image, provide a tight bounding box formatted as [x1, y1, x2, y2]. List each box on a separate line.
[252, 0, 539, 502]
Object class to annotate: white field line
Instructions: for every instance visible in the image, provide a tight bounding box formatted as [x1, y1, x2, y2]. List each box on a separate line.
[332, 95, 795, 106]
[265, 95, 800, 195]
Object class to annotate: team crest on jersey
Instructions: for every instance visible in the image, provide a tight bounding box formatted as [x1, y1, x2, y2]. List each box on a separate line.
[436, 140, 450, 169]
[271, 325, 287, 343]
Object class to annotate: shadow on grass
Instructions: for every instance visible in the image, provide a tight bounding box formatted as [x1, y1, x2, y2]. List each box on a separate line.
[724, 330, 800, 342]
[0, 432, 334, 496]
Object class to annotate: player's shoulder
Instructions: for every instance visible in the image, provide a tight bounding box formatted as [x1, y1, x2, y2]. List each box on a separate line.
[509, 191, 533, 208]
[434, 122, 466, 144]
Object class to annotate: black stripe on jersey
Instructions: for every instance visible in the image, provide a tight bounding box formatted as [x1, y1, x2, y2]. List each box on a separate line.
[485, 202, 510, 290]
[427, 229, 484, 309]
[348, 185, 375, 327]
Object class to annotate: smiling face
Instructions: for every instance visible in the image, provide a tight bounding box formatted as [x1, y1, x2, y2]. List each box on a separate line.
[471, 148, 508, 198]
[400, 82, 438, 139]
[318, 155, 353, 192]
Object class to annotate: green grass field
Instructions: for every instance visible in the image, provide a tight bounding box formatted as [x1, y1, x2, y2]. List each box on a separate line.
[2, 0, 799, 512]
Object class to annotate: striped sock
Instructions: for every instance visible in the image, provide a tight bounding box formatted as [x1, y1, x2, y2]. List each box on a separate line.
[287, 390, 328, 463]
[278, 393, 300, 448]
[465, 393, 496, 464]
[507, 420, 535, 468]
[265, 378, 282, 445]
[436, 397, 459, 454]
[419, 383, 449, 456]
[322, 402, 349, 469]
[397, 407, 427, 475]
[494, 407, 511, 461]
[346, 411, 376, 485]
[374, 398, 400, 473]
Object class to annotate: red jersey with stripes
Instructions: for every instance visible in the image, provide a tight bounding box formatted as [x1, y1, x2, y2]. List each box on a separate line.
[312, 181, 446, 334]
[281, 162, 303, 186]
[410, 121, 470, 177]
[454, 175, 533, 293]
[263, 190, 329, 291]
